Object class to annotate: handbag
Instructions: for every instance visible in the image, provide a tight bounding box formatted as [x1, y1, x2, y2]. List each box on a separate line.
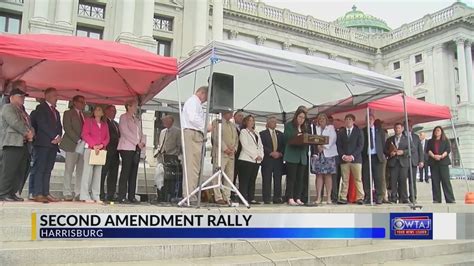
[89, 150, 107, 165]
[75, 140, 86, 155]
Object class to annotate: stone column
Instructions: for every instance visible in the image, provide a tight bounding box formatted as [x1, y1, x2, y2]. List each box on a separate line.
[212, 0, 224, 40]
[193, 0, 209, 51]
[402, 56, 412, 96]
[32, 0, 50, 21]
[465, 40, 473, 103]
[431, 44, 446, 105]
[118, 0, 135, 35]
[374, 48, 384, 73]
[55, 0, 74, 26]
[456, 38, 468, 102]
[137, 0, 154, 37]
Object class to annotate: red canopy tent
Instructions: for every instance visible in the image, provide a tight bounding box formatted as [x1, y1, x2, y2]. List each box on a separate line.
[318, 94, 452, 128]
[0, 34, 178, 104]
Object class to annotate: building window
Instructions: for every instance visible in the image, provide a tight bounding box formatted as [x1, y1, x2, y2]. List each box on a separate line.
[156, 39, 172, 57]
[153, 15, 173, 32]
[450, 139, 460, 167]
[78, 1, 106, 20]
[415, 70, 424, 85]
[0, 12, 21, 34]
[454, 67, 459, 84]
[76, 26, 103, 40]
[393, 61, 400, 70]
[415, 54, 422, 63]
[417, 96, 425, 101]
[395, 76, 402, 80]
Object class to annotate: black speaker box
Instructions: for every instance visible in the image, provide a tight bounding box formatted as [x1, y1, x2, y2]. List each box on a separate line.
[210, 73, 234, 113]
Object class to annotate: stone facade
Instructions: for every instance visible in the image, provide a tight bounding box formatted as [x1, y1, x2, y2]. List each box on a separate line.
[0, 0, 473, 167]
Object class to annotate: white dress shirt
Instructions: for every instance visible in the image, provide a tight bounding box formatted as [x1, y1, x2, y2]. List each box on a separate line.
[182, 95, 205, 133]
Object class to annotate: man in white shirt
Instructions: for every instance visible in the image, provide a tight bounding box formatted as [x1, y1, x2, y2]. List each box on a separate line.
[418, 132, 430, 183]
[182, 86, 208, 203]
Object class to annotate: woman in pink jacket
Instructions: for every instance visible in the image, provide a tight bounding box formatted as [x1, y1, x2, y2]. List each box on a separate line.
[80, 106, 110, 203]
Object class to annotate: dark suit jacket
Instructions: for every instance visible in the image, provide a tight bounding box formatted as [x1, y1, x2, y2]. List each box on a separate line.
[385, 134, 412, 168]
[33, 102, 62, 148]
[336, 126, 364, 164]
[426, 138, 451, 166]
[406, 131, 424, 166]
[362, 126, 386, 162]
[106, 118, 120, 153]
[260, 128, 284, 165]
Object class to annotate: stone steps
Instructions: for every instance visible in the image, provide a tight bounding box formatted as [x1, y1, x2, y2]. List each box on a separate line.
[380, 252, 474, 265]
[21, 240, 472, 265]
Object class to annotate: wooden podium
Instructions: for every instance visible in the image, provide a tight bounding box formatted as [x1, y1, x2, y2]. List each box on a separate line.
[288, 133, 329, 146]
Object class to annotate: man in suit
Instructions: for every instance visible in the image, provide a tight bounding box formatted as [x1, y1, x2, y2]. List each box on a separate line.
[100, 105, 120, 201]
[0, 88, 34, 201]
[32, 88, 62, 203]
[418, 132, 430, 183]
[59, 95, 86, 201]
[260, 116, 284, 204]
[384, 123, 412, 204]
[211, 111, 238, 205]
[405, 120, 424, 203]
[336, 114, 364, 205]
[362, 114, 387, 204]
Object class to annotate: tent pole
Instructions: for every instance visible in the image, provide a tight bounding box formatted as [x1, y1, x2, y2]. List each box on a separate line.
[175, 75, 191, 207]
[137, 99, 149, 203]
[450, 119, 470, 192]
[366, 107, 374, 206]
[402, 93, 421, 210]
[195, 62, 215, 208]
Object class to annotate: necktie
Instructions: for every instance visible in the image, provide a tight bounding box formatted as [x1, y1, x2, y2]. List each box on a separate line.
[396, 136, 400, 149]
[50, 105, 57, 122]
[347, 129, 351, 137]
[79, 111, 84, 124]
[271, 130, 277, 152]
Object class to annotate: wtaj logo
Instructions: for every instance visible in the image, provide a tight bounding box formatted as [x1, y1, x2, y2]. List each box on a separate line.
[390, 213, 433, 239]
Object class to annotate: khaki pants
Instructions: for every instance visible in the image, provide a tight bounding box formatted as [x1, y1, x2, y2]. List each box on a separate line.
[63, 151, 84, 197]
[213, 156, 234, 202]
[182, 129, 204, 202]
[340, 163, 364, 201]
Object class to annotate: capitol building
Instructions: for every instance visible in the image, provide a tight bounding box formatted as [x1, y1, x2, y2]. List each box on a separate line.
[0, 0, 473, 168]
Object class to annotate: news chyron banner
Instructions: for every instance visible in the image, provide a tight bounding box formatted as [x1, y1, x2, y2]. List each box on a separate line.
[31, 213, 473, 240]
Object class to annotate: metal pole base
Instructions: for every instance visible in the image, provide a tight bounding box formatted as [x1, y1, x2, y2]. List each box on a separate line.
[178, 170, 250, 208]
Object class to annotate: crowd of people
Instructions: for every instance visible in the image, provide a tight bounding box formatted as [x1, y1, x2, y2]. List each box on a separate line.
[0, 82, 457, 206]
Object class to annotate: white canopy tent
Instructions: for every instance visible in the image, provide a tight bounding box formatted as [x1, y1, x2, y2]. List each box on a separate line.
[151, 40, 405, 207]
[146, 40, 404, 122]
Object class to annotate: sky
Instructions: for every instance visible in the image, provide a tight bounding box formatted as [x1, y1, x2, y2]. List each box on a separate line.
[261, 0, 473, 29]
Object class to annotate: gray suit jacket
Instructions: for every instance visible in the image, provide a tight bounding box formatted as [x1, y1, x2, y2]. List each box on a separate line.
[1, 104, 30, 147]
[385, 134, 412, 168]
[59, 108, 84, 152]
[157, 126, 181, 156]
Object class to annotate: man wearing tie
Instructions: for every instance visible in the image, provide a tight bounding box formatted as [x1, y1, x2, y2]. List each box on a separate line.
[418, 132, 430, 183]
[60, 95, 86, 201]
[362, 114, 386, 204]
[336, 114, 364, 205]
[405, 120, 424, 203]
[231, 110, 243, 201]
[260, 116, 284, 204]
[32, 88, 62, 203]
[211, 111, 238, 205]
[100, 105, 120, 201]
[0, 88, 34, 201]
[384, 123, 412, 204]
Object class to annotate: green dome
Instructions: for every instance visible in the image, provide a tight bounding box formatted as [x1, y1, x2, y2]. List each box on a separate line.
[335, 5, 391, 33]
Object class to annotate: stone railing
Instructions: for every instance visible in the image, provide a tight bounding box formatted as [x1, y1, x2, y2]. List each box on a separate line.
[373, 2, 472, 46]
[223, 0, 473, 48]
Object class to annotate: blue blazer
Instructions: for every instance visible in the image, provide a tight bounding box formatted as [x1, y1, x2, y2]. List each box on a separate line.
[33, 102, 62, 148]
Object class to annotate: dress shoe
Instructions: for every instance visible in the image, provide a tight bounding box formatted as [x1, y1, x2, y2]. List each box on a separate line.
[446, 201, 456, 204]
[273, 198, 283, 204]
[337, 199, 348, 205]
[375, 200, 383, 205]
[12, 195, 24, 202]
[34, 195, 49, 203]
[0, 196, 16, 201]
[47, 195, 60, 202]
[425, 180, 430, 183]
[63, 195, 74, 201]
[363, 199, 371, 205]
[433, 201, 442, 204]
[250, 200, 261, 204]
[382, 199, 392, 204]
[356, 200, 364, 205]
[129, 198, 140, 204]
[215, 199, 227, 205]
[401, 200, 410, 204]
